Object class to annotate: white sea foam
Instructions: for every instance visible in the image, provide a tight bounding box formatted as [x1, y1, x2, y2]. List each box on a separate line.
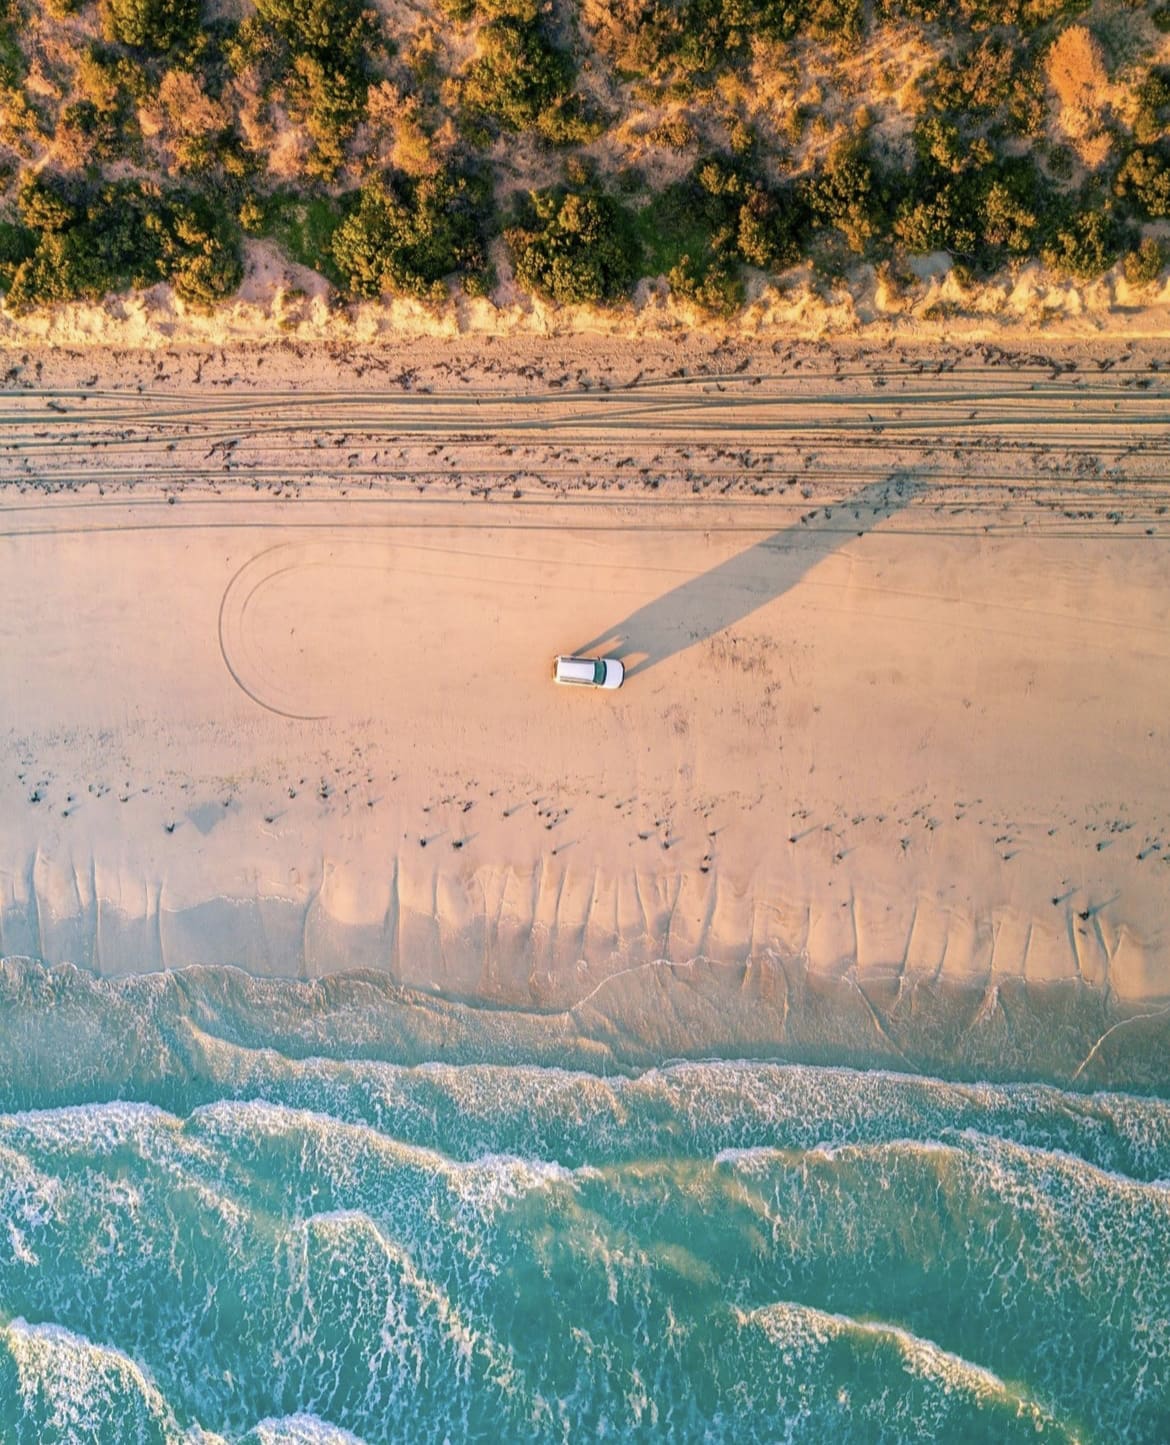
[0, 987, 1167, 1444]
[1, 1100, 172, 1148]
[241, 1413, 368, 1445]
[1, 1318, 185, 1441]
[737, 1301, 1072, 1433]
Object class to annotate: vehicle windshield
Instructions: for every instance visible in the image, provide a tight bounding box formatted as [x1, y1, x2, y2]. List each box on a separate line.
[593, 660, 607, 684]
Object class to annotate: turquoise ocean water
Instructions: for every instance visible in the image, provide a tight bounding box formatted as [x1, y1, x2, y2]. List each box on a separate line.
[0, 958, 1168, 1443]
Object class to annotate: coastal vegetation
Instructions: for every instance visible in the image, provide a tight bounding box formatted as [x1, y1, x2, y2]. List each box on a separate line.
[0, 0, 1167, 310]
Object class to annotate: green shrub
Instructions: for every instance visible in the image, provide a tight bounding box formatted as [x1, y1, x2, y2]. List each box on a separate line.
[635, 155, 804, 293]
[1134, 67, 1170, 146]
[914, 116, 991, 176]
[535, 92, 607, 145]
[287, 52, 368, 179]
[58, 100, 127, 162]
[1041, 206, 1124, 279]
[891, 153, 1049, 268]
[17, 172, 78, 233]
[736, 185, 804, 270]
[756, 0, 808, 40]
[805, 0, 864, 47]
[878, 0, 1069, 31]
[7, 231, 107, 308]
[671, 0, 741, 73]
[151, 193, 244, 304]
[243, 0, 383, 177]
[806, 138, 887, 253]
[894, 183, 978, 255]
[223, 16, 274, 77]
[1046, 144, 1075, 180]
[7, 179, 167, 310]
[169, 241, 243, 305]
[927, 40, 1042, 140]
[331, 169, 489, 298]
[508, 188, 638, 303]
[96, 188, 169, 281]
[238, 196, 266, 234]
[173, 128, 251, 181]
[460, 263, 495, 297]
[1123, 235, 1167, 286]
[77, 45, 148, 111]
[980, 175, 1041, 255]
[0, 218, 34, 290]
[0, 7, 25, 88]
[475, 0, 541, 18]
[1115, 148, 1170, 218]
[667, 251, 743, 313]
[0, 87, 46, 157]
[584, 0, 861, 84]
[461, 18, 575, 133]
[648, 116, 697, 149]
[6, 175, 243, 311]
[254, 0, 381, 73]
[101, 0, 201, 53]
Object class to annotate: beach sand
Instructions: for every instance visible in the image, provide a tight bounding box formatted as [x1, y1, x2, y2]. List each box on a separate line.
[1, 334, 1168, 1082]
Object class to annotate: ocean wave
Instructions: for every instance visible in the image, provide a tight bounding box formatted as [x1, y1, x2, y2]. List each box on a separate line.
[239, 1417, 366, 1445]
[0, 1095, 1167, 1439]
[0, 1323, 434, 1444]
[4, 956, 1170, 1182]
[0, 1319, 187, 1444]
[3, 959, 1170, 1440]
[133, 1043, 1170, 1183]
[729, 1301, 1075, 1441]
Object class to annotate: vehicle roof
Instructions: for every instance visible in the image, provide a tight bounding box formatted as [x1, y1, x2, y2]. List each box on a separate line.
[556, 656, 599, 682]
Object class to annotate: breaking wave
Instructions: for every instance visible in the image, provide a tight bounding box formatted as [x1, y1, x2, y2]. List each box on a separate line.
[1, 958, 1168, 1440]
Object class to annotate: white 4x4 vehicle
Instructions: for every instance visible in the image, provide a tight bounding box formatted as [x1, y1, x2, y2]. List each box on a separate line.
[552, 655, 625, 690]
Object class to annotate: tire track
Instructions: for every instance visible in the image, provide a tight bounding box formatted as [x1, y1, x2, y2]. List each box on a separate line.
[3, 370, 1169, 538]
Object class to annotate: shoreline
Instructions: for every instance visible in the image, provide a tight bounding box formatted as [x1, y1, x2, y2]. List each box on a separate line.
[2, 954, 1169, 1092]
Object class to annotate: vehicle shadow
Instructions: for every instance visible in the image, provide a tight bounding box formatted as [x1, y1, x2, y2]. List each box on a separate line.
[574, 474, 923, 679]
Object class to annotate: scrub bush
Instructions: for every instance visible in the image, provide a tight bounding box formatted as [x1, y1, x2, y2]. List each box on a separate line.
[6, 175, 242, 310]
[331, 168, 490, 297]
[461, 18, 577, 135]
[1122, 235, 1167, 286]
[101, 0, 200, 53]
[508, 187, 638, 303]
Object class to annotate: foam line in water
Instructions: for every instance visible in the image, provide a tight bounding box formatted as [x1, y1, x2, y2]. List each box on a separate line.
[0, 1318, 187, 1442]
[736, 1301, 1071, 1436]
[4, 955, 1170, 1090]
[240, 1416, 368, 1445]
[3, 959, 1170, 1441]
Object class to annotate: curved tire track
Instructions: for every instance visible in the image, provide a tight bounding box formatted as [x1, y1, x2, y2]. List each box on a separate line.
[218, 543, 335, 720]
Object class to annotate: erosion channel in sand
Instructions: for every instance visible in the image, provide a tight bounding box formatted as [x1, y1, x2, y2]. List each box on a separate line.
[1, 338, 1168, 1085]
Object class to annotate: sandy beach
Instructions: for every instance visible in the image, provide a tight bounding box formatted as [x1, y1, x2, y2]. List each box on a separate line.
[1, 333, 1168, 1081]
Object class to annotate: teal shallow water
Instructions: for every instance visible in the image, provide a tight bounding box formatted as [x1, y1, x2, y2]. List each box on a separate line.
[0, 959, 1168, 1443]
